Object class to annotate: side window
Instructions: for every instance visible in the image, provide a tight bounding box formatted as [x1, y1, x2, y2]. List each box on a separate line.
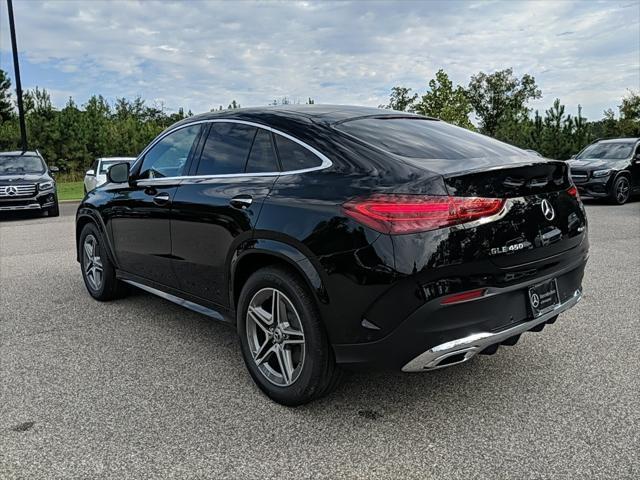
[245, 129, 280, 173]
[139, 125, 200, 179]
[196, 123, 256, 175]
[274, 134, 322, 171]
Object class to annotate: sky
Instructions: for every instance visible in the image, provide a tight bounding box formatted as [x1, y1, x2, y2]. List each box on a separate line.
[0, 0, 639, 121]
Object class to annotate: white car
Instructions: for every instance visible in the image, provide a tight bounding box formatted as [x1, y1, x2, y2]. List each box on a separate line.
[84, 157, 136, 193]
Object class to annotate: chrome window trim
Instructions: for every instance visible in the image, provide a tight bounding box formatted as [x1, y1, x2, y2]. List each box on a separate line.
[132, 119, 332, 183]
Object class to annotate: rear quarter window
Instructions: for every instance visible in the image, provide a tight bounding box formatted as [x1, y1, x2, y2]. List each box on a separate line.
[335, 117, 523, 160]
[274, 134, 323, 171]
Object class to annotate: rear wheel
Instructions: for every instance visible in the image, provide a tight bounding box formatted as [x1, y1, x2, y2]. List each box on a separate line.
[79, 223, 126, 301]
[610, 175, 631, 205]
[237, 266, 342, 406]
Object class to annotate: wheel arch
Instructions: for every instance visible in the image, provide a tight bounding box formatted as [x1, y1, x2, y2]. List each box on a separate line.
[229, 239, 329, 313]
[76, 208, 117, 266]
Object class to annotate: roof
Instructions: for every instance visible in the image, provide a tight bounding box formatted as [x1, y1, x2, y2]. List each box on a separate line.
[0, 151, 41, 157]
[598, 138, 639, 143]
[184, 104, 428, 126]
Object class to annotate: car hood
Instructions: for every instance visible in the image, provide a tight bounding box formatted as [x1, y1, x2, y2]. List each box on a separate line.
[568, 159, 614, 170]
[0, 173, 50, 185]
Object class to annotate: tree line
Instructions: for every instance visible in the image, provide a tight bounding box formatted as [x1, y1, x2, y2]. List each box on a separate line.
[0, 67, 638, 175]
[381, 68, 639, 159]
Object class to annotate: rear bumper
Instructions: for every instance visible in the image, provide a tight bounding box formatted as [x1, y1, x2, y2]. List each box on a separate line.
[332, 254, 587, 371]
[402, 287, 581, 371]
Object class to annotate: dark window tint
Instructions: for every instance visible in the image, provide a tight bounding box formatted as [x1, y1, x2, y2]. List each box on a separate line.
[197, 123, 256, 175]
[139, 125, 200, 179]
[576, 142, 634, 160]
[336, 118, 524, 160]
[0, 155, 45, 174]
[246, 129, 279, 173]
[274, 134, 322, 171]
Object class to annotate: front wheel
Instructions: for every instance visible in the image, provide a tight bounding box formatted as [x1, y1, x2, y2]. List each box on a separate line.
[237, 266, 343, 406]
[611, 175, 631, 205]
[79, 223, 126, 301]
[47, 202, 60, 217]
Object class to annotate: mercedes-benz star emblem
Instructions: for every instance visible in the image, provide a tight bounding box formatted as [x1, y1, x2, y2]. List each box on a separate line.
[530, 291, 540, 308]
[6, 186, 18, 196]
[541, 199, 555, 221]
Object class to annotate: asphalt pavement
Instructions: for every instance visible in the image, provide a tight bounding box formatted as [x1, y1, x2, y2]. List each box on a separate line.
[1, 199, 639, 479]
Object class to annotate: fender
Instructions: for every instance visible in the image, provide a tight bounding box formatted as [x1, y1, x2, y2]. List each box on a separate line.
[76, 206, 119, 268]
[229, 238, 329, 309]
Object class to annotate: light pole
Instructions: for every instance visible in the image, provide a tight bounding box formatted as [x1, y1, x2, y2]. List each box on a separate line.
[6, 0, 28, 151]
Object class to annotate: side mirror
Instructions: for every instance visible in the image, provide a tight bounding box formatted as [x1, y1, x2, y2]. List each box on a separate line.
[107, 162, 130, 184]
[634, 153, 640, 163]
[570, 154, 576, 159]
[86, 169, 95, 176]
[50, 166, 59, 173]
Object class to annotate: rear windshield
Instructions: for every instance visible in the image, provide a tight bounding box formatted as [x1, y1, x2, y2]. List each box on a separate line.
[0, 155, 46, 174]
[335, 117, 524, 160]
[576, 142, 633, 160]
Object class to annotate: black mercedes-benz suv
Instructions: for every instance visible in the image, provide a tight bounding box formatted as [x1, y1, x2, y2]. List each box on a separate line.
[568, 138, 640, 204]
[76, 105, 588, 405]
[0, 150, 59, 216]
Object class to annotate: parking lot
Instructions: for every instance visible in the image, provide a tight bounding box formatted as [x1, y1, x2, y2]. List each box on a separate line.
[1, 199, 638, 479]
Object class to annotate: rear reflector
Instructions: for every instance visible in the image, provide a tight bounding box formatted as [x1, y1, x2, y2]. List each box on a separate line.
[342, 194, 505, 234]
[441, 288, 486, 305]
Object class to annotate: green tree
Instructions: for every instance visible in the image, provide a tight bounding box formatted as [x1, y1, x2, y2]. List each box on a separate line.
[618, 90, 640, 136]
[0, 69, 14, 123]
[413, 70, 474, 129]
[467, 68, 541, 136]
[380, 86, 417, 112]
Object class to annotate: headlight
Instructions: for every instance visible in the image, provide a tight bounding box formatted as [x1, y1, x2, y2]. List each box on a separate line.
[592, 169, 612, 178]
[38, 181, 54, 191]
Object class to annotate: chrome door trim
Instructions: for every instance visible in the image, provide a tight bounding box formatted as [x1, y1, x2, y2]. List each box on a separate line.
[131, 118, 333, 183]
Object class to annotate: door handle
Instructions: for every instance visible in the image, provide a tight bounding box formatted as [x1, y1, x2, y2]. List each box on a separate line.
[230, 194, 253, 209]
[153, 192, 171, 206]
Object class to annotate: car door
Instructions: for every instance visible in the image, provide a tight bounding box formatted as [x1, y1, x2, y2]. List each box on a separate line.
[170, 121, 279, 306]
[632, 142, 640, 191]
[107, 124, 202, 287]
[85, 159, 99, 192]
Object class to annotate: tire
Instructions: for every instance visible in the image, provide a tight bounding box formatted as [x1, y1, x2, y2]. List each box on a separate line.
[79, 222, 126, 301]
[610, 175, 631, 205]
[47, 202, 60, 217]
[237, 266, 343, 406]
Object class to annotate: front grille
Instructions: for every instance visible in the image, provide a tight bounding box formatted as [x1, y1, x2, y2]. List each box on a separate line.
[570, 171, 589, 183]
[0, 184, 37, 197]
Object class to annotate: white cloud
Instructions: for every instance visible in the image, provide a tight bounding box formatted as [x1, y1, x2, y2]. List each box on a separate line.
[0, 0, 638, 119]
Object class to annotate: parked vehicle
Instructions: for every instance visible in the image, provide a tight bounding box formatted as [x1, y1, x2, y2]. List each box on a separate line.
[76, 105, 588, 405]
[0, 150, 59, 216]
[83, 157, 136, 194]
[568, 138, 640, 204]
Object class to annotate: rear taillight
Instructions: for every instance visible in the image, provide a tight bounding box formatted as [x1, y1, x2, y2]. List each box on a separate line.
[567, 185, 579, 198]
[342, 194, 505, 234]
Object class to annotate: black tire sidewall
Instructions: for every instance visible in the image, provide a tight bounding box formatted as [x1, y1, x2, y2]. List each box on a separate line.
[612, 175, 630, 205]
[237, 267, 330, 406]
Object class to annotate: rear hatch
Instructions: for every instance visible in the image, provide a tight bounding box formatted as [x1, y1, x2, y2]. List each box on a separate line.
[444, 161, 586, 267]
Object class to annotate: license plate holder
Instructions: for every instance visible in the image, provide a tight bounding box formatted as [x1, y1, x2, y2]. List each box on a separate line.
[528, 278, 560, 317]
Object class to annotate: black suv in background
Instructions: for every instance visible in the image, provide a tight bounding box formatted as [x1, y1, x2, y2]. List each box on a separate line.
[568, 138, 640, 204]
[76, 105, 588, 405]
[0, 151, 59, 216]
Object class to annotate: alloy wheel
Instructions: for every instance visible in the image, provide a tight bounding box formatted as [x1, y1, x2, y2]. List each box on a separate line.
[246, 288, 306, 387]
[616, 177, 630, 204]
[83, 234, 103, 290]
